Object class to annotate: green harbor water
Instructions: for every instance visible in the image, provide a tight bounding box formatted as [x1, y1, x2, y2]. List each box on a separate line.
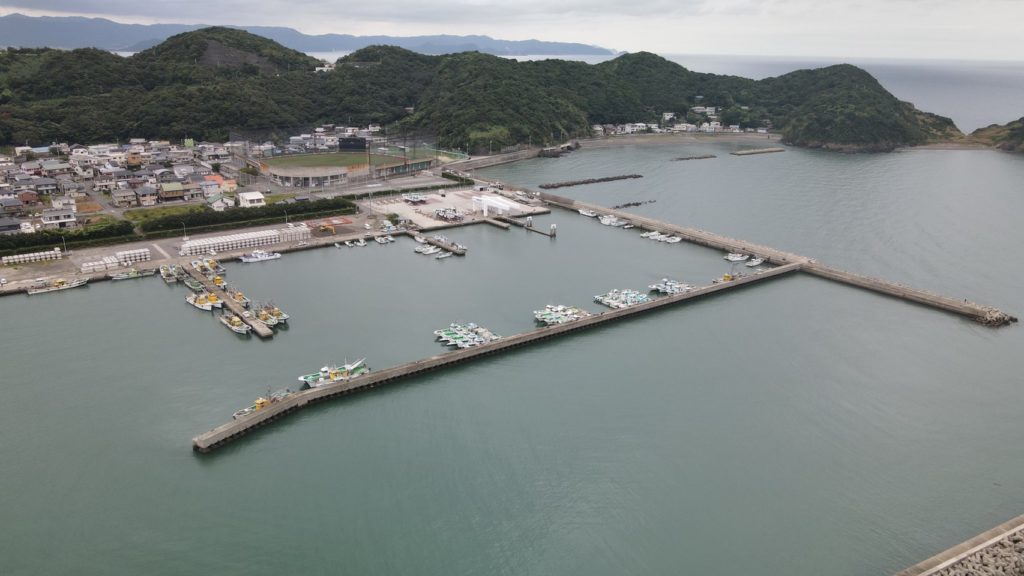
[2, 141, 1023, 575]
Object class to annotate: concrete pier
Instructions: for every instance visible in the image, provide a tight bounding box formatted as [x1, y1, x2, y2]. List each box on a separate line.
[540, 194, 1015, 326]
[183, 266, 274, 338]
[422, 236, 466, 256]
[192, 263, 801, 452]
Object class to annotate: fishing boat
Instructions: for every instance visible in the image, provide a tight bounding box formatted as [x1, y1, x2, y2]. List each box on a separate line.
[219, 313, 252, 334]
[212, 275, 226, 288]
[578, 209, 598, 217]
[108, 267, 157, 281]
[724, 253, 750, 262]
[206, 292, 224, 308]
[435, 251, 453, 259]
[159, 264, 178, 283]
[533, 304, 591, 326]
[354, 238, 367, 247]
[334, 242, 344, 248]
[746, 257, 766, 267]
[229, 290, 251, 308]
[239, 250, 281, 263]
[232, 388, 292, 420]
[204, 258, 226, 273]
[298, 358, 370, 388]
[343, 240, 354, 247]
[186, 292, 214, 311]
[183, 277, 204, 292]
[414, 235, 427, 243]
[26, 277, 87, 295]
[264, 303, 289, 323]
[421, 245, 441, 256]
[665, 236, 682, 243]
[247, 307, 278, 327]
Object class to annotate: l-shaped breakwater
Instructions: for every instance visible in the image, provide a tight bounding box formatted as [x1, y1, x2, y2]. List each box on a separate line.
[192, 195, 1014, 452]
[192, 263, 802, 452]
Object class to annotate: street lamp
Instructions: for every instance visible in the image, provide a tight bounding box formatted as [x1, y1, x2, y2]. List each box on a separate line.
[283, 208, 288, 224]
[60, 234, 67, 254]
[181, 222, 188, 241]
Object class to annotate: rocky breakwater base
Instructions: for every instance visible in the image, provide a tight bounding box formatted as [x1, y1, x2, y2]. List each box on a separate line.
[538, 174, 643, 189]
[896, 514, 1024, 576]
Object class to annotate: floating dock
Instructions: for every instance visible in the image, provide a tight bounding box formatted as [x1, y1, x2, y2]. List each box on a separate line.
[183, 266, 274, 338]
[192, 263, 801, 452]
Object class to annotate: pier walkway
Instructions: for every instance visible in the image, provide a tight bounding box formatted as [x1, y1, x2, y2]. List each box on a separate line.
[540, 194, 1015, 326]
[192, 263, 801, 452]
[183, 267, 274, 338]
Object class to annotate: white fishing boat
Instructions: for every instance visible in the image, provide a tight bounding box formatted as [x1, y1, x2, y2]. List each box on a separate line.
[186, 292, 215, 311]
[26, 277, 88, 295]
[219, 313, 252, 335]
[724, 253, 750, 262]
[239, 249, 281, 263]
[354, 238, 367, 247]
[298, 358, 370, 388]
[414, 235, 427, 243]
[422, 245, 441, 255]
[435, 251, 453, 259]
[578, 209, 598, 217]
[746, 257, 766, 267]
[665, 236, 682, 243]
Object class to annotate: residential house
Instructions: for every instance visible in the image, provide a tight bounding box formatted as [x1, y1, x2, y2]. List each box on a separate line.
[40, 208, 77, 229]
[135, 186, 159, 207]
[31, 177, 59, 195]
[0, 197, 24, 216]
[40, 160, 72, 177]
[158, 181, 186, 202]
[0, 217, 22, 234]
[206, 194, 234, 212]
[237, 191, 266, 208]
[111, 188, 138, 207]
[17, 190, 40, 206]
[51, 195, 77, 213]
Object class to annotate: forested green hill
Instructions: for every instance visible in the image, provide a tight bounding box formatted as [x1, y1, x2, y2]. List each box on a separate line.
[0, 28, 960, 152]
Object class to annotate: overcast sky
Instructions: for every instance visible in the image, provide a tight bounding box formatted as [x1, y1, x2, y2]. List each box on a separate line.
[3, 1, 1022, 60]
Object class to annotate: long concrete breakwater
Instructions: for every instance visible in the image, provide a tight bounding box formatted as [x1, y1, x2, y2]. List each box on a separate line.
[192, 262, 802, 452]
[895, 513, 1024, 576]
[539, 193, 1016, 326]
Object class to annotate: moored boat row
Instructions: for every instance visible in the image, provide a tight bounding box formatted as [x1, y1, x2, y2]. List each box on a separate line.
[434, 322, 502, 348]
[594, 288, 652, 309]
[534, 304, 592, 326]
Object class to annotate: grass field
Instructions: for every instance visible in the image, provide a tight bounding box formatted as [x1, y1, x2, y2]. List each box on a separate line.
[124, 204, 205, 223]
[263, 147, 436, 169]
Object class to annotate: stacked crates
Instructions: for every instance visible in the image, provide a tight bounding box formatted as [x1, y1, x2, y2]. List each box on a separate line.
[177, 225, 311, 256]
[116, 248, 151, 266]
[2, 248, 63, 266]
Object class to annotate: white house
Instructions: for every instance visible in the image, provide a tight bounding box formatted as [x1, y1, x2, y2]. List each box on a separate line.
[237, 191, 266, 208]
[40, 208, 77, 229]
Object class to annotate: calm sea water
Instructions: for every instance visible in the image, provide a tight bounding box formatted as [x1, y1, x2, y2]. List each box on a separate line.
[2, 142, 1023, 575]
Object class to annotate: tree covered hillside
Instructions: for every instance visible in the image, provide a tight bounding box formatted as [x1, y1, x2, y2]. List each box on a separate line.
[0, 27, 959, 152]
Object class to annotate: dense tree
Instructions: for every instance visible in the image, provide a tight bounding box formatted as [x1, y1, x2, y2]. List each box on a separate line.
[0, 28, 959, 152]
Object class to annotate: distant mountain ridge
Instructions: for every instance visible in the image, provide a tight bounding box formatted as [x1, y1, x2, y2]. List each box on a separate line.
[0, 13, 614, 56]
